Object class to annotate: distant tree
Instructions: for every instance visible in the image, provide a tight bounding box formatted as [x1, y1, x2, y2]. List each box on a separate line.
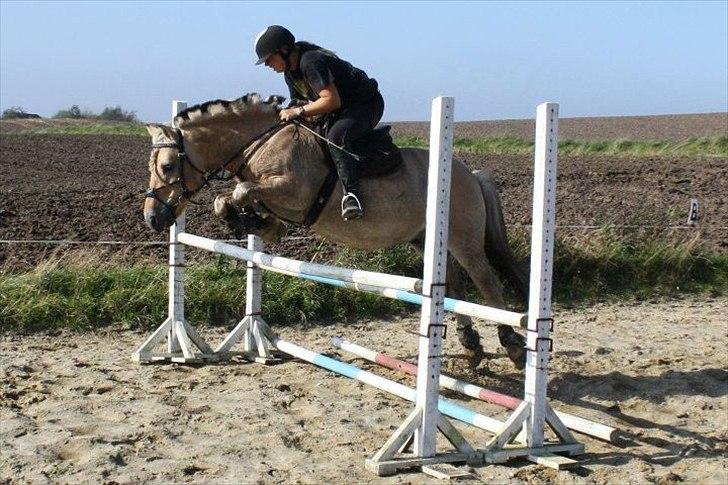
[53, 105, 94, 119]
[1, 106, 40, 119]
[98, 105, 138, 122]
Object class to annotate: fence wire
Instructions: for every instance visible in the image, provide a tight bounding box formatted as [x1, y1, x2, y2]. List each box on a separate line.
[0, 224, 722, 246]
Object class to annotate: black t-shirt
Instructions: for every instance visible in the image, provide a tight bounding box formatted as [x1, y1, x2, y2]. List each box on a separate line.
[285, 47, 379, 107]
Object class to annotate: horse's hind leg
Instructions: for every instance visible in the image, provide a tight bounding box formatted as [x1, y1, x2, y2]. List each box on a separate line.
[446, 257, 486, 367]
[411, 236, 485, 367]
[449, 242, 526, 370]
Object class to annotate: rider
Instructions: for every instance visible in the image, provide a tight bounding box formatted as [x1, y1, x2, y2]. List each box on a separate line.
[254, 25, 384, 221]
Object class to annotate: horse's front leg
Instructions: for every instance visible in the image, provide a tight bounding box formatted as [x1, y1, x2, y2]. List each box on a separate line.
[213, 193, 286, 244]
[231, 176, 294, 206]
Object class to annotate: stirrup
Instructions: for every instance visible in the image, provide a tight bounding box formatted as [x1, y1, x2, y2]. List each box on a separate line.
[341, 193, 363, 221]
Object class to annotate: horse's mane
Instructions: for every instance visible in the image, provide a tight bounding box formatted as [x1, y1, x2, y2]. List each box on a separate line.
[174, 93, 284, 128]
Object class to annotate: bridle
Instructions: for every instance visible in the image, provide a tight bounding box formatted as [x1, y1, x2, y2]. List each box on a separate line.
[144, 122, 289, 213]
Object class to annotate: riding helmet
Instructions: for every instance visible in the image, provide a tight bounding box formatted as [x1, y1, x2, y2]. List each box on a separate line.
[254, 25, 295, 65]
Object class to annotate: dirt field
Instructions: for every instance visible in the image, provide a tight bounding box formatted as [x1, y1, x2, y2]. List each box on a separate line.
[1, 112, 726, 268]
[390, 112, 728, 141]
[1, 299, 726, 484]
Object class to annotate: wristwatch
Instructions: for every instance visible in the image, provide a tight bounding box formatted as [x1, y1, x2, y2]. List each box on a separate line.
[298, 106, 306, 117]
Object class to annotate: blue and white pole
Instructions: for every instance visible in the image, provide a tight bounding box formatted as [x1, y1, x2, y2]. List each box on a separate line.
[269, 335, 503, 434]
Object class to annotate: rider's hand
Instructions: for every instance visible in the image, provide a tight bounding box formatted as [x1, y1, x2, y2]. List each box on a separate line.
[279, 107, 305, 122]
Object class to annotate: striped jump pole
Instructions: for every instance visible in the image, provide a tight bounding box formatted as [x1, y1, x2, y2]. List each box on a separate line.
[207, 243, 525, 328]
[178, 232, 422, 294]
[331, 337, 618, 443]
[266, 332, 503, 435]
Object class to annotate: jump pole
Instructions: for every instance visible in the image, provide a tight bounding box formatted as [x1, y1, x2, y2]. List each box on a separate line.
[178, 232, 526, 328]
[331, 337, 618, 443]
[266, 332, 506, 434]
[177, 232, 423, 293]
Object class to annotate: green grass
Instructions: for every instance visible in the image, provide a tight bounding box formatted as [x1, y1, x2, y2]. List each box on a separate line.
[548, 231, 727, 303]
[1, 122, 147, 136]
[395, 135, 728, 157]
[1, 234, 725, 333]
[3, 122, 726, 157]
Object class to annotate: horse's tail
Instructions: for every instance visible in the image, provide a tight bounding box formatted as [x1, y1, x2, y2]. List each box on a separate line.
[474, 169, 529, 304]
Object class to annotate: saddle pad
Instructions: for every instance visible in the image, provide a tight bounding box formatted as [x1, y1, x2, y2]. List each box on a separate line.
[350, 126, 403, 178]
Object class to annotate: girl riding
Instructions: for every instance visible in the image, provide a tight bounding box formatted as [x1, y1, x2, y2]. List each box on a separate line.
[254, 25, 384, 221]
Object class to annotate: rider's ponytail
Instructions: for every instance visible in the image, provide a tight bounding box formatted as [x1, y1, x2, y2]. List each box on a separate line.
[295, 41, 337, 59]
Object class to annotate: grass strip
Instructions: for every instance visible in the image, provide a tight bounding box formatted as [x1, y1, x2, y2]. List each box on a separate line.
[3, 123, 726, 157]
[1, 234, 725, 333]
[395, 135, 728, 157]
[1, 123, 148, 136]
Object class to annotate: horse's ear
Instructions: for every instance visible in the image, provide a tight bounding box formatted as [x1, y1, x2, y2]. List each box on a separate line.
[265, 95, 286, 108]
[145, 123, 176, 143]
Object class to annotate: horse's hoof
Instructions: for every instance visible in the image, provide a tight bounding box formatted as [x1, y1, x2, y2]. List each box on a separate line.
[498, 325, 525, 348]
[464, 345, 485, 368]
[505, 344, 526, 370]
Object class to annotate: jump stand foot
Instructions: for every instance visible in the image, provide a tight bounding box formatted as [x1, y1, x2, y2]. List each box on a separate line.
[131, 318, 218, 364]
[366, 452, 482, 478]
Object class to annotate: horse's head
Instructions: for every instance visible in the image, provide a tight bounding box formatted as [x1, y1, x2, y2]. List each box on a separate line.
[143, 123, 205, 231]
[142, 94, 284, 232]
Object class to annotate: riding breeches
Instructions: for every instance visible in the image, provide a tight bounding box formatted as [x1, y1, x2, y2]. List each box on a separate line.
[326, 92, 385, 149]
[326, 92, 384, 196]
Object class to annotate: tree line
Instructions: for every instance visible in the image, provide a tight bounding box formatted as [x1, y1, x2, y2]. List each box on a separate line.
[1, 105, 138, 122]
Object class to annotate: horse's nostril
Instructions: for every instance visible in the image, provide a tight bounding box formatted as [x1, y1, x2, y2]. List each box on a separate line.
[145, 212, 160, 232]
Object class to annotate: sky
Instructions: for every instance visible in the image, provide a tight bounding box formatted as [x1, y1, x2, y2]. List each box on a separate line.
[1, 1, 726, 122]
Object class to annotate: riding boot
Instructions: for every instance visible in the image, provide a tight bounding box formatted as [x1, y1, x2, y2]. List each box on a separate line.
[330, 147, 364, 221]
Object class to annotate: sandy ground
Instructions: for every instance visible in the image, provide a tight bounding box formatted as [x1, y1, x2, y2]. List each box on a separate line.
[1, 298, 726, 484]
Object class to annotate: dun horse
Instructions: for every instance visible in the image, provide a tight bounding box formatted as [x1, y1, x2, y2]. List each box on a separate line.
[142, 94, 529, 368]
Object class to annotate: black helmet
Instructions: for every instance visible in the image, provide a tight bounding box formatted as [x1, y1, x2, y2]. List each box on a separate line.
[254, 25, 295, 65]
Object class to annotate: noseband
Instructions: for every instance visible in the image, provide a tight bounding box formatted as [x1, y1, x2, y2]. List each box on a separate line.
[144, 122, 289, 213]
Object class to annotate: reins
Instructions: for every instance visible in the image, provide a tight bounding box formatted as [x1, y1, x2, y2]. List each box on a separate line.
[145, 121, 290, 211]
[292, 119, 361, 161]
[145, 117, 349, 228]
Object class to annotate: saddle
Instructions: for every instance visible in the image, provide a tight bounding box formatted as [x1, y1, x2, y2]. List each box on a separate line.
[347, 126, 403, 177]
[242, 120, 403, 228]
[296, 121, 403, 226]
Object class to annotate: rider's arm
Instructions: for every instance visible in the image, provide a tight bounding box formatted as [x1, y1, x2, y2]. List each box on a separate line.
[299, 84, 340, 116]
[280, 51, 341, 121]
[280, 84, 340, 121]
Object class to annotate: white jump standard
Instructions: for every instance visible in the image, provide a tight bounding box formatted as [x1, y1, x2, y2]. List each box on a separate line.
[132, 97, 585, 477]
[132, 100, 219, 364]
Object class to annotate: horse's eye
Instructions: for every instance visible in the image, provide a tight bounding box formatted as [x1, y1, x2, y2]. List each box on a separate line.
[161, 163, 175, 173]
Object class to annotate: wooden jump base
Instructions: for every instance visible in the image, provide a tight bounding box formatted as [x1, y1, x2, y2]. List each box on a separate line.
[133, 98, 585, 477]
[331, 337, 619, 443]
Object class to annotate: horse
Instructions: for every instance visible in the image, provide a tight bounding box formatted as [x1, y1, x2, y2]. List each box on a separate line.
[142, 94, 529, 368]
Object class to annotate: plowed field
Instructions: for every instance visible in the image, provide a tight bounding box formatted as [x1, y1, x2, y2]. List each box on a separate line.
[0, 114, 726, 268]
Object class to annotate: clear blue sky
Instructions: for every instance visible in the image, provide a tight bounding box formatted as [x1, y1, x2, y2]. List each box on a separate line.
[1, 1, 726, 122]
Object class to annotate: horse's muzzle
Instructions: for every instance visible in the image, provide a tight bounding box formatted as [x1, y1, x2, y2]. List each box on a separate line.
[144, 206, 174, 232]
